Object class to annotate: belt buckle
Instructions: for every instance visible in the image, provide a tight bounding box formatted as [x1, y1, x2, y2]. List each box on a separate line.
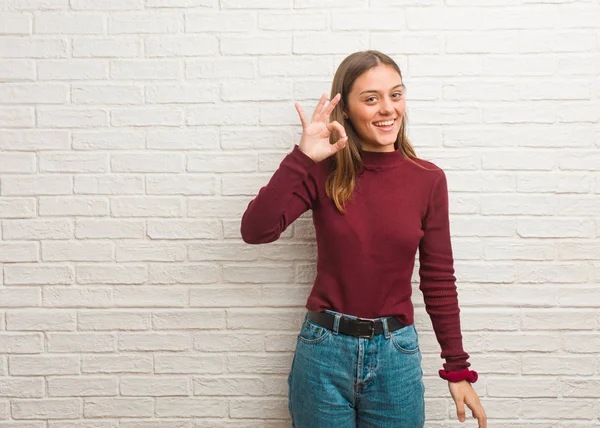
[355, 317, 375, 339]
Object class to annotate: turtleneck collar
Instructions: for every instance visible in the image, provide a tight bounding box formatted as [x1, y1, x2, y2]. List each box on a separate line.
[360, 146, 406, 171]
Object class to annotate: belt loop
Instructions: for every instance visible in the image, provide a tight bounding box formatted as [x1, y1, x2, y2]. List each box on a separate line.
[382, 317, 390, 339]
[333, 313, 342, 335]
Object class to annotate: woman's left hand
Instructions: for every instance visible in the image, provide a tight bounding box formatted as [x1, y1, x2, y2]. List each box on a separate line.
[448, 380, 487, 427]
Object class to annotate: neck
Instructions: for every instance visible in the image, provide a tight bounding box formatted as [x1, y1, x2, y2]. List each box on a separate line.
[359, 144, 406, 171]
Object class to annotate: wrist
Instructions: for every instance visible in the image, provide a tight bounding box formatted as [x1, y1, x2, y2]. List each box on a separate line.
[438, 368, 478, 383]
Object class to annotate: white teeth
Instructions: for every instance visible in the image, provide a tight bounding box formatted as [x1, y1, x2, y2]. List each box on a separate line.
[374, 120, 394, 126]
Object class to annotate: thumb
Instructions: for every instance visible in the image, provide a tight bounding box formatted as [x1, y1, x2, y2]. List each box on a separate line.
[456, 399, 466, 422]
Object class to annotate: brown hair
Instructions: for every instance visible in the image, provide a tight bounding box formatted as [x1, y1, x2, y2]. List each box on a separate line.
[326, 50, 421, 214]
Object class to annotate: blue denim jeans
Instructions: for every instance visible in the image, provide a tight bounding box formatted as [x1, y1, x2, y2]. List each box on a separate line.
[287, 309, 426, 428]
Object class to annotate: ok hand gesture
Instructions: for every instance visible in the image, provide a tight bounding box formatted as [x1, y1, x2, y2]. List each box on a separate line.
[294, 93, 348, 163]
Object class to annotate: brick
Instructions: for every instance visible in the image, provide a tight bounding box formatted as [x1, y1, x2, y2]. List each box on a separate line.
[48, 377, 118, 397]
[221, 35, 291, 55]
[155, 397, 227, 417]
[111, 153, 184, 172]
[0, 59, 35, 81]
[152, 310, 225, 329]
[146, 129, 219, 150]
[0, 378, 44, 398]
[11, 399, 81, 419]
[6, 310, 76, 331]
[0, 107, 35, 127]
[154, 355, 225, 374]
[75, 219, 145, 239]
[147, 264, 219, 284]
[34, 12, 104, 34]
[186, 11, 255, 32]
[0, 287, 42, 308]
[147, 220, 220, 239]
[47, 333, 116, 353]
[186, 104, 259, 126]
[71, 0, 143, 10]
[2, 0, 68, 9]
[2, 219, 72, 240]
[73, 37, 140, 58]
[39, 197, 109, 216]
[113, 286, 188, 308]
[186, 58, 254, 79]
[4, 265, 73, 285]
[72, 84, 144, 105]
[43, 287, 112, 308]
[293, 33, 368, 55]
[258, 56, 332, 77]
[187, 152, 257, 173]
[84, 398, 153, 418]
[37, 108, 108, 128]
[38, 59, 108, 80]
[117, 333, 189, 351]
[0, 37, 67, 58]
[9, 355, 79, 376]
[109, 12, 182, 34]
[116, 241, 184, 261]
[144, 35, 218, 57]
[74, 175, 144, 195]
[72, 130, 145, 150]
[221, 127, 299, 150]
[189, 285, 261, 307]
[2, 175, 71, 196]
[42, 241, 113, 262]
[78, 311, 151, 331]
[0, 12, 32, 34]
[111, 107, 184, 126]
[145, 83, 218, 103]
[146, 175, 215, 195]
[222, 80, 291, 101]
[120, 377, 189, 396]
[0, 153, 36, 173]
[0, 243, 38, 262]
[82, 354, 152, 374]
[0, 333, 43, 353]
[40, 152, 108, 173]
[110, 197, 183, 217]
[76, 264, 147, 285]
[110, 59, 180, 80]
[334, 9, 405, 30]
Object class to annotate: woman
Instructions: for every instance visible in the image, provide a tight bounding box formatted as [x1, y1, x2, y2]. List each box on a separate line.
[241, 50, 487, 428]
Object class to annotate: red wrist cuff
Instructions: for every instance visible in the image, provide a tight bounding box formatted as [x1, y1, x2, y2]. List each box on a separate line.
[438, 368, 478, 383]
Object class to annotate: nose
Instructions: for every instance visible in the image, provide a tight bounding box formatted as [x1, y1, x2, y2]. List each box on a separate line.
[380, 97, 394, 114]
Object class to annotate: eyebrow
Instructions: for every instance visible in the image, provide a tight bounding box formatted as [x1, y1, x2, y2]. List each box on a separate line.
[359, 84, 405, 95]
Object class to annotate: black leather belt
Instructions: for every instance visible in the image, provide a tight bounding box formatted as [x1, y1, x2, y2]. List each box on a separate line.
[307, 310, 405, 339]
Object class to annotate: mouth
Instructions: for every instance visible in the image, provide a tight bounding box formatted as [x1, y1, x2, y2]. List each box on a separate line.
[373, 118, 397, 132]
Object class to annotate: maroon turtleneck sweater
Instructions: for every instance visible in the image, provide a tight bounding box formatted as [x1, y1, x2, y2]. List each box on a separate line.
[241, 144, 471, 373]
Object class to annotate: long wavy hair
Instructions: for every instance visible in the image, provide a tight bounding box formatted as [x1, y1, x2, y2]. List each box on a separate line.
[326, 50, 420, 214]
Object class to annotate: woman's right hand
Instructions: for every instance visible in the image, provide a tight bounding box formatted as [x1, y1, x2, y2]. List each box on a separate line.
[294, 93, 348, 163]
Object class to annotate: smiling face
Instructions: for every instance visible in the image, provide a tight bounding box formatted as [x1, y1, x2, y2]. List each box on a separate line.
[344, 64, 406, 153]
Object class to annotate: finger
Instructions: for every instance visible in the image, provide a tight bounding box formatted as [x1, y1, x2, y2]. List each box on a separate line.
[326, 120, 346, 140]
[465, 399, 486, 428]
[294, 103, 308, 128]
[311, 93, 328, 123]
[331, 135, 348, 154]
[319, 93, 341, 122]
[455, 399, 466, 423]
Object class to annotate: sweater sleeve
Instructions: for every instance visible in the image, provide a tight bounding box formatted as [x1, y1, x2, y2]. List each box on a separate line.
[240, 145, 318, 244]
[418, 169, 471, 373]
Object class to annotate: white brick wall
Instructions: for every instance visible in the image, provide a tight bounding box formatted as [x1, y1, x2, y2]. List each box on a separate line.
[0, 0, 599, 426]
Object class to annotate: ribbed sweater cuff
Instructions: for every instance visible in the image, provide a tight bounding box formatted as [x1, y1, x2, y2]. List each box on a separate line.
[438, 368, 479, 383]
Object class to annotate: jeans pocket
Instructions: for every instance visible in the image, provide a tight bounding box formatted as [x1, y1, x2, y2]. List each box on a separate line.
[390, 324, 420, 354]
[298, 317, 331, 344]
